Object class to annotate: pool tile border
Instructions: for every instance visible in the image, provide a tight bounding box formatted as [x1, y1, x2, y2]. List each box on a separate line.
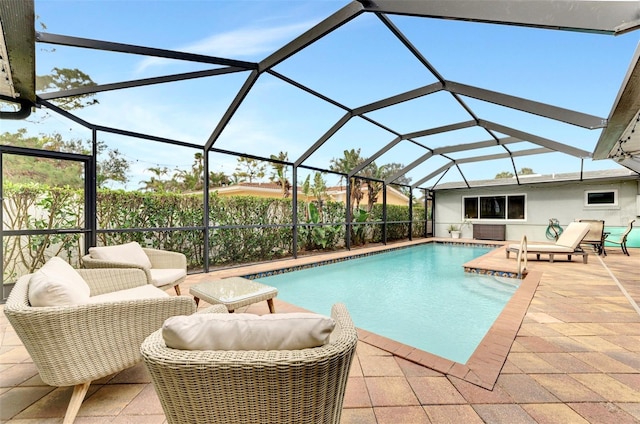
[240, 240, 501, 280]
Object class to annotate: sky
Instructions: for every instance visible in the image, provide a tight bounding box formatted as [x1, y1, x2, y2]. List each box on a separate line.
[4, 0, 640, 191]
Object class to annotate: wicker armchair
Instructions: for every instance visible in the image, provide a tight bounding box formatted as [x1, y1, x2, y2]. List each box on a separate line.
[4, 268, 196, 424]
[141, 303, 358, 424]
[82, 246, 186, 294]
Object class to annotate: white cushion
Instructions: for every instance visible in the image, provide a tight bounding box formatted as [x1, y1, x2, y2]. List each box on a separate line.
[508, 243, 575, 253]
[162, 312, 336, 350]
[89, 242, 152, 269]
[149, 268, 186, 287]
[87, 284, 169, 303]
[28, 257, 91, 307]
[555, 222, 590, 249]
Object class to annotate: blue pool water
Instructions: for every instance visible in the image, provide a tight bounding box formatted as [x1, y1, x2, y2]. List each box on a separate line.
[257, 243, 519, 364]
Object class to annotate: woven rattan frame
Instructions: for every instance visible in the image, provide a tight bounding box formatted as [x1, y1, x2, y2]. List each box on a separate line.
[82, 247, 187, 294]
[4, 267, 196, 423]
[141, 303, 358, 424]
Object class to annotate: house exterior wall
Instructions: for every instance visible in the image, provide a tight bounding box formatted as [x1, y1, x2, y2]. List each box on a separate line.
[434, 178, 639, 243]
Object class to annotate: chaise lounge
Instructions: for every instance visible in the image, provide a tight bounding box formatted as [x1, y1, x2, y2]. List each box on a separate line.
[506, 221, 591, 263]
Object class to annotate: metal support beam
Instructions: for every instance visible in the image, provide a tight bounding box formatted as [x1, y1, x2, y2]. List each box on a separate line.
[205, 70, 260, 151]
[446, 81, 607, 129]
[260, 2, 365, 70]
[360, 1, 640, 35]
[295, 112, 352, 167]
[480, 120, 592, 158]
[39, 67, 247, 100]
[352, 82, 443, 115]
[37, 32, 257, 69]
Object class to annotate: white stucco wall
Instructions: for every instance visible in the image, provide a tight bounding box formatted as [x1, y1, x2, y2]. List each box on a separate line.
[434, 178, 639, 243]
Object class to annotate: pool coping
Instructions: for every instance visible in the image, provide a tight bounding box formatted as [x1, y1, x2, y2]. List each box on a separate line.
[238, 240, 538, 389]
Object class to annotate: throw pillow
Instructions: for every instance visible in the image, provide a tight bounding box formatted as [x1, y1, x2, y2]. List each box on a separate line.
[162, 312, 336, 350]
[89, 242, 152, 269]
[28, 257, 91, 307]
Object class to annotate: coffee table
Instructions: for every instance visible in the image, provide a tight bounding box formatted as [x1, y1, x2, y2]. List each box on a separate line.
[189, 277, 278, 313]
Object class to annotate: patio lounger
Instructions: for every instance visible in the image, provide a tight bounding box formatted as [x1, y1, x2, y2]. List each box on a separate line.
[578, 219, 606, 255]
[506, 221, 591, 263]
[605, 219, 635, 255]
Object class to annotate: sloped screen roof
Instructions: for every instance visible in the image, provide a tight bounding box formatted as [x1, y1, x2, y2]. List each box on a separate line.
[2, 0, 639, 188]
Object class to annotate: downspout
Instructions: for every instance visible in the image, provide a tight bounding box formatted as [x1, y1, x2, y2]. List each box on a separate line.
[0, 98, 33, 120]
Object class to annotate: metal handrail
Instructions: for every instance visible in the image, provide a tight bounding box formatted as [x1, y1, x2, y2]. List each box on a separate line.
[516, 235, 528, 278]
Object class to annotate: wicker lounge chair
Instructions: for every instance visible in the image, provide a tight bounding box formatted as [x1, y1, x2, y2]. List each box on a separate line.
[141, 303, 358, 424]
[4, 267, 196, 424]
[605, 219, 635, 255]
[82, 242, 186, 294]
[506, 221, 591, 263]
[578, 219, 607, 255]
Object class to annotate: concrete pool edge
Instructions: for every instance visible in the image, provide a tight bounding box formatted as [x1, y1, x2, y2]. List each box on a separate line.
[357, 268, 542, 390]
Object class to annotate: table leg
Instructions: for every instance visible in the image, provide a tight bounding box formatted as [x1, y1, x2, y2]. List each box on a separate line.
[267, 298, 275, 313]
[193, 297, 200, 307]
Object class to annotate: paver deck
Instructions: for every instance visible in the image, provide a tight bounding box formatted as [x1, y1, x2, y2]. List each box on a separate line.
[1, 238, 638, 423]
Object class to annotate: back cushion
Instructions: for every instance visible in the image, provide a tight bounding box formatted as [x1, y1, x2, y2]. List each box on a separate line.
[29, 257, 91, 307]
[162, 312, 336, 350]
[89, 242, 152, 269]
[556, 222, 590, 249]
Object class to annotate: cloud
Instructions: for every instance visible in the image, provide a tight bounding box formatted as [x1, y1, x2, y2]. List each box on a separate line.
[136, 21, 317, 73]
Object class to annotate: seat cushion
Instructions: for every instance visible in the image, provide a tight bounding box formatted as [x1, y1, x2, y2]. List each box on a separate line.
[89, 242, 152, 269]
[162, 312, 336, 350]
[87, 284, 169, 303]
[508, 243, 574, 253]
[149, 268, 186, 287]
[28, 257, 91, 307]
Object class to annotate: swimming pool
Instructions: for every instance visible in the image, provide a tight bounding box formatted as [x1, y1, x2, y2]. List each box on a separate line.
[257, 243, 519, 364]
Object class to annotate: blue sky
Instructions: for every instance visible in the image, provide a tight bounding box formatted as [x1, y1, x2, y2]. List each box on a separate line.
[6, 0, 639, 190]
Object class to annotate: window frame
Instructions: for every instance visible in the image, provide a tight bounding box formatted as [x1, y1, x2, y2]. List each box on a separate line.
[584, 189, 618, 207]
[462, 193, 527, 221]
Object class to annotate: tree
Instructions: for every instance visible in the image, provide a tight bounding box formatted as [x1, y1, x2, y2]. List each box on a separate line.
[36, 67, 99, 111]
[269, 152, 291, 197]
[96, 144, 129, 188]
[495, 171, 514, 179]
[329, 149, 366, 212]
[209, 170, 231, 188]
[175, 153, 204, 191]
[139, 166, 172, 192]
[1, 129, 130, 188]
[234, 157, 266, 183]
[495, 168, 535, 179]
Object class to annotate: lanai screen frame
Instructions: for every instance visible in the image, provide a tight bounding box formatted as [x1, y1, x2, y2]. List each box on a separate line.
[2, 0, 640, 274]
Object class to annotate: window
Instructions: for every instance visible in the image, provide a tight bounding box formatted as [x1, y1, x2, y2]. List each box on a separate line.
[463, 194, 526, 220]
[585, 190, 617, 206]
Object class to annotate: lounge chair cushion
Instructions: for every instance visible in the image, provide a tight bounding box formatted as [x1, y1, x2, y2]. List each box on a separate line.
[555, 222, 591, 249]
[162, 312, 336, 351]
[149, 268, 187, 287]
[28, 257, 91, 307]
[89, 242, 153, 269]
[87, 284, 169, 303]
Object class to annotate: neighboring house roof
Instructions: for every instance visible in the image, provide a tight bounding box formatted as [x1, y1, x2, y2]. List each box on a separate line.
[213, 182, 410, 205]
[433, 168, 639, 191]
[326, 184, 410, 206]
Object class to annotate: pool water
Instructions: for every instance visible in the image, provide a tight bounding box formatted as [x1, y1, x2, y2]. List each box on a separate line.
[257, 243, 519, 364]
